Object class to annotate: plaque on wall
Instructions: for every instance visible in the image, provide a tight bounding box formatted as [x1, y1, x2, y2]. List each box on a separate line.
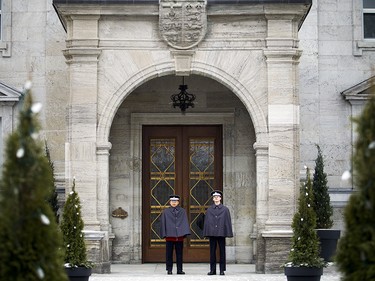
[159, 0, 207, 50]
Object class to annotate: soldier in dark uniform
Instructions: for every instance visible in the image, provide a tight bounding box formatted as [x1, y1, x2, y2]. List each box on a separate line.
[203, 190, 233, 276]
[160, 195, 191, 275]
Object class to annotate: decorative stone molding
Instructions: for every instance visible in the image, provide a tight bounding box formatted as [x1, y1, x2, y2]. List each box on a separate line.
[63, 49, 102, 64]
[111, 207, 128, 219]
[341, 76, 374, 130]
[263, 49, 303, 62]
[341, 76, 375, 103]
[253, 142, 269, 156]
[96, 142, 112, 156]
[0, 82, 21, 166]
[171, 50, 195, 76]
[341, 76, 374, 188]
[0, 83, 22, 103]
[159, 0, 207, 50]
[0, 42, 11, 57]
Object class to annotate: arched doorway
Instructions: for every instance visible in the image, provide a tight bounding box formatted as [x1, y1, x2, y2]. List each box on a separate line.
[108, 75, 257, 264]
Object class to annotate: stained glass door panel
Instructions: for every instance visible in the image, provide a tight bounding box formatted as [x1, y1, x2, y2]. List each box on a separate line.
[189, 138, 215, 247]
[150, 138, 176, 247]
[142, 126, 222, 262]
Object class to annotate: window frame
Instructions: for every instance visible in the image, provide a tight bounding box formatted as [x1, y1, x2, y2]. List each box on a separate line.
[0, 0, 2, 40]
[363, 1, 375, 40]
[353, 0, 375, 56]
[0, 0, 11, 57]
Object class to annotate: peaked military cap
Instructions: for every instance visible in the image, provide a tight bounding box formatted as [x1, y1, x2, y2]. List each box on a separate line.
[211, 190, 223, 197]
[169, 195, 180, 201]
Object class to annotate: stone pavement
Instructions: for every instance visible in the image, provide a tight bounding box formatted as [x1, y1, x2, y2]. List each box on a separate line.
[90, 264, 342, 281]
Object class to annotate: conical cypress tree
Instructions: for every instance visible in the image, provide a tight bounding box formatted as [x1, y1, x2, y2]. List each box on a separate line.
[286, 167, 324, 268]
[45, 141, 60, 223]
[60, 179, 91, 268]
[312, 145, 333, 229]
[336, 95, 375, 280]
[0, 84, 68, 281]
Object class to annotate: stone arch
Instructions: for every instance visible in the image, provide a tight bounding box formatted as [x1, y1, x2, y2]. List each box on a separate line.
[190, 61, 268, 141]
[97, 61, 268, 144]
[103, 59, 267, 265]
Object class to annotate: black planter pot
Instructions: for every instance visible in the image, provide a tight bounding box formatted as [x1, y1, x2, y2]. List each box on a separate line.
[316, 229, 341, 262]
[284, 266, 323, 281]
[65, 267, 92, 281]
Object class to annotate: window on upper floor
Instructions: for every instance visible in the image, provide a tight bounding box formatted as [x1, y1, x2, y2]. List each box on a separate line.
[0, 0, 2, 40]
[0, 0, 11, 57]
[363, 0, 375, 39]
[354, 0, 375, 55]
[0, 0, 9, 57]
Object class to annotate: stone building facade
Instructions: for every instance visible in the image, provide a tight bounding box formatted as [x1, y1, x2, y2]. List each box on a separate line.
[0, 0, 374, 274]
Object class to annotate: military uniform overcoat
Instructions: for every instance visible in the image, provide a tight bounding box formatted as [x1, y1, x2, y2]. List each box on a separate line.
[203, 204, 233, 237]
[160, 206, 191, 238]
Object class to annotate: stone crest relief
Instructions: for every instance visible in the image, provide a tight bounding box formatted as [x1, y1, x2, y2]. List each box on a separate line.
[159, 0, 207, 50]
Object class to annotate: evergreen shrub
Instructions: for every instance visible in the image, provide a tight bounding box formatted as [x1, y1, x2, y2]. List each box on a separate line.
[0, 85, 68, 281]
[285, 167, 325, 268]
[60, 179, 92, 268]
[312, 145, 333, 229]
[336, 95, 375, 280]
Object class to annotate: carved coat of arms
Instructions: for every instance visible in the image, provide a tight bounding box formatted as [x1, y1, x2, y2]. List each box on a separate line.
[159, 0, 207, 50]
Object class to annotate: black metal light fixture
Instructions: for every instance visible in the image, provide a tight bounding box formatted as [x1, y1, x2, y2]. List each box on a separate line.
[170, 77, 196, 112]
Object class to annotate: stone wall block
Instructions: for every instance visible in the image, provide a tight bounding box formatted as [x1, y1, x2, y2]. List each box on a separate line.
[264, 236, 291, 273]
[84, 231, 111, 273]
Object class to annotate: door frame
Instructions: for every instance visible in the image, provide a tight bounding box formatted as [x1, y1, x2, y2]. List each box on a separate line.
[141, 125, 223, 262]
[129, 113, 235, 263]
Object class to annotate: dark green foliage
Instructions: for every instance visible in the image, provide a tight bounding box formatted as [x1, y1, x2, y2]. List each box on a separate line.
[312, 145, 333, 229]
[286, 168, 325, 268]
[336, 95, 375, 281]
[60, 179, 91, 268]
[45, 141, 60, 223]
[0, 89, 68, 281]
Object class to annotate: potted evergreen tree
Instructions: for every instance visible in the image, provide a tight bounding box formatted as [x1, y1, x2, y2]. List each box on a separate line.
[0, 84, 68, 280]
[45, 141, 60, 223]
[284, 167, 325, 281]
[335, 95, 375, 279]
[61, 179, 92, 281]
[312, 145, 340, 262]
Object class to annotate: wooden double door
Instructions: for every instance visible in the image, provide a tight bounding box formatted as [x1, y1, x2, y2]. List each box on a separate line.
[142, 125, 223, 262]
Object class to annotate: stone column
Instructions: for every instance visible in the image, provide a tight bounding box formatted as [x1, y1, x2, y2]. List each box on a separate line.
[64, 47, 101, 230]
[262, 11, 302, 273]
[63, 15, 110, 272]
[63, 14, 101, 227]
[263, 47, 301, 229]
[253, 142, 269, 273]
[97, 142, 112, 232]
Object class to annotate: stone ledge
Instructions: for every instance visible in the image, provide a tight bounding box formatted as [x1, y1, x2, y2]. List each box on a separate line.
[262, 230, 293, 238]
[83, 231, 111, 274]
[53, 0, 311, 4]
